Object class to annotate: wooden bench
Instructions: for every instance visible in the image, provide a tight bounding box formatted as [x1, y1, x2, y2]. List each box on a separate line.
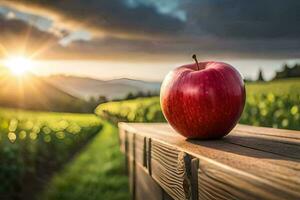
[118, 123, 300, 200]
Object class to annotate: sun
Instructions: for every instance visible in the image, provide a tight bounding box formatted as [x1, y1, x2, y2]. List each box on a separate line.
[4, 56, 33, 75]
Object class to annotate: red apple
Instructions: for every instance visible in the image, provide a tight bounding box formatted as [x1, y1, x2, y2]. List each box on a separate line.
[160, 55, 245, 139]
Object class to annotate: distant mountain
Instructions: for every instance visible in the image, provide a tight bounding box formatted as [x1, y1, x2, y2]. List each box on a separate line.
[0, 69, 89, 112]
[45, 75, 161, 99]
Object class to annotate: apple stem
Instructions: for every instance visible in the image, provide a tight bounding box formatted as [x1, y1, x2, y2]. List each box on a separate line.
[192, 54, 200, 70]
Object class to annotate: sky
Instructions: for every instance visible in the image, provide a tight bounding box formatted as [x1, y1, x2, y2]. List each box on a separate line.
[0, 0, 300, 81]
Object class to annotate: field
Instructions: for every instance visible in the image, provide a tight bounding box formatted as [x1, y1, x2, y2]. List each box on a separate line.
[246, 78, 300, 96]
[96, 78, 300, 130]
[1, 78, 299, 200]
[96, 97, 164, 123]
[0, 108, 102, 199]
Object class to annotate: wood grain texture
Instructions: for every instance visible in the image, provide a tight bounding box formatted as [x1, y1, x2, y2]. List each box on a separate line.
[199, 159, 300, 200]
[143, 137, 147, 167]
[135, 134, 145, 167]
[151, 140, 186, 200]
[225, 130, 300, 159]
[119, 127, 126, 153]
[127, 133, 136, 198]
[147, 138, 152, 175]
[235, 124, 300, 140]
[124, 130, 129, 174]
[135, 163, 163, 200]
[128, 156, 135, 199]
[191, 158, 199, 200]
[151, 141, 199, 200]
[119, 123, 300, 200]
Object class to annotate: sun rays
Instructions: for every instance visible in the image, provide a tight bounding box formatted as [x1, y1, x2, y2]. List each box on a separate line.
[4, 56, 33, 75]
[0, 13, 61, 76]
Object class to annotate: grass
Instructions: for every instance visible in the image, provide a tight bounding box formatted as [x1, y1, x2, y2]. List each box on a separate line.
[41, 121, 130, 200]
[246, 78, 300, 95]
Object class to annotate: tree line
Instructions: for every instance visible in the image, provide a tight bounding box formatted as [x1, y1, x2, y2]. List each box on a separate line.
[245, 63, 300, 82]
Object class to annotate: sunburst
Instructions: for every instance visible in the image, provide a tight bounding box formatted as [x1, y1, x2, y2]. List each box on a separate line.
[4, 56, 33, 76]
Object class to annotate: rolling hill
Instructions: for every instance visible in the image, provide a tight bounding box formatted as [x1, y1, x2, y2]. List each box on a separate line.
[0, 68, 89, 112]
[44, 75, 161, 99]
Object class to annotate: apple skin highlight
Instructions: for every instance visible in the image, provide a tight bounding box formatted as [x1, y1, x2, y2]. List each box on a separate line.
[160, 59, 246, 139]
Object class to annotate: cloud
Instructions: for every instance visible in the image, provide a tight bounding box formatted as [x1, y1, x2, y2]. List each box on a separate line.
[1, 0, 300, 60]
[2, 0, 185, 39]
[182, 0, 300, 39]
[0, 13, 59, 58]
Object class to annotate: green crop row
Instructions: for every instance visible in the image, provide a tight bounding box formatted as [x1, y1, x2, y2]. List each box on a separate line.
[240, 93, 299, 130]
[0, 108, 102, 199]
[96, 97, 165, 123]
[96, 79, 300, 131]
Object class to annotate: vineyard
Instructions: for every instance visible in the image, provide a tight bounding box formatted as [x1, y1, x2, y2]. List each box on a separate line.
[0, 108, 102, 199]
[0, 78, 299, 200]
[96, 78, 300, 130]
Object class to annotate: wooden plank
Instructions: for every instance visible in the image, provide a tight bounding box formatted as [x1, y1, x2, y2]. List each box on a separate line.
[185, 139, 300, 196]
[197, 159, 297, 200]
[143, 137, 147, 167]
[147, 138, 152, 175]
[153, 123, 300, 140]
[151, 141, 198, 200]
[235, 124, 300, 140]
[151, 140, 186, 200]
[226, 130, 300, 160]
[135, 134, 145, 166]
[118, 123, 300, 199]
[124, 130, 129, 174]
[128, 133, 135, 158]
[135, 163, 163, 200]
[191, 158, 199, 200]
[119, 123, 300, 164]
[128, 156, 135, 199]
[118, 127, 126, 153]
[127, 133, 136, 199]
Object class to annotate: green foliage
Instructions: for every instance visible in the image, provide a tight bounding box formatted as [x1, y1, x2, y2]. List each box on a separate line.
[240, 93, 299, 129]
[246, 78, 300, 96]
[241, 79, 300, 130]
[96, 79, 300, 130]
[0, 108, 102, 199]
[41, 122, 130, 200]
[274, 63, 300, 80]
[96, 97, 165, 123]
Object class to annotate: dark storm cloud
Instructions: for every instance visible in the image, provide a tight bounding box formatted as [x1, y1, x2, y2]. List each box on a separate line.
[8, 0, 299, 39]
[1, 0, 300, 59]
[3, 0, 185, 38]
[183, 0, 300, 39]
[59, 36, 300, 61]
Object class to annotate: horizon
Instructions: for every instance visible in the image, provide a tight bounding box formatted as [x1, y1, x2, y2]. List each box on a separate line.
[2, 58, 300, 82]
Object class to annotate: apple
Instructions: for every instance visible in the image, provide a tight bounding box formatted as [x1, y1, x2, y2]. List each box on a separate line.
[160, 55, 245, 139]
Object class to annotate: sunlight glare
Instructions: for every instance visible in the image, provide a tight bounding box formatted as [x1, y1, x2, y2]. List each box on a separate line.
[4, 56, 33, 75]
